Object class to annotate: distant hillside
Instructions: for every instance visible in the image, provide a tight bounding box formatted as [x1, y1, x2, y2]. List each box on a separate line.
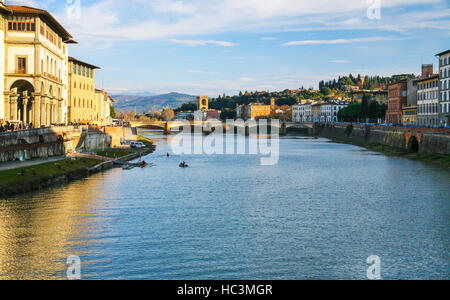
[112, 92, 197, 113]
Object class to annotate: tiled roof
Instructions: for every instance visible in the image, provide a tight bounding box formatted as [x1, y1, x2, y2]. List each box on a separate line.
[5, 5, 73, 40]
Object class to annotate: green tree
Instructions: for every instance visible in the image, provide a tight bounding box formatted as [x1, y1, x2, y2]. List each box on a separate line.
[110, 106, 116, 118]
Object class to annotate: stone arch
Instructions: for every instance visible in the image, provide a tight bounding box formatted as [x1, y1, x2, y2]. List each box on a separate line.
[10, 79, 34, 93]
[48, 85, 54, 97]
[407, 136, 419, 153]
[10, 80, 35, 124]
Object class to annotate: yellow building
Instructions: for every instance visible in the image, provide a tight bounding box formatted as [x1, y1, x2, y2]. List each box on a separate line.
[196, 96, 208, 111]
[67, 57, 100, 124]
[94, 89, 113, 126]
[402, 106, 417, 126]
[248, 103, 271, 120]
[311, 103, 322, 122]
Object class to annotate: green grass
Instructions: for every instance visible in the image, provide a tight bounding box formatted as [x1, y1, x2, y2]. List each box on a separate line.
[329, 137, 450, 168]
[0, 158, 102, 189]
[96, 150, 131, 158]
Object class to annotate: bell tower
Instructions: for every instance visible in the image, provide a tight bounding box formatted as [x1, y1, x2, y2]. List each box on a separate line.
[196, 96, 208, 111]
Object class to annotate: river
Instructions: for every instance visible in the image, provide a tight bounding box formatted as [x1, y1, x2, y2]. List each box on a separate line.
[0, 130, 448, 279]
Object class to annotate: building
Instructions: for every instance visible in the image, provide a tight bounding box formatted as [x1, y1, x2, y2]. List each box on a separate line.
[0, 3, 76, 127]
[416, 74, 439, 127]
[407, 78, 418, 107]
[386, 80, 408, 124]
[67, 57, 100, 124]
[350, 90, 388, 105]
[292, 103, 312, 123]
[436, 49, 450, 127]
[311, 103, 322, 123]
[204, 110, 221, 120]
[94, 89, 113, 126]
[320, 102, 348, 123]
[236, 103, 271, 120]
[196, 96, 208, 111]
[402, 106, 417, 126]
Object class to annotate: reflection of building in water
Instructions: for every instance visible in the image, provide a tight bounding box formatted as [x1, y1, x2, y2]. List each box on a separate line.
[0, 171, 113, 279]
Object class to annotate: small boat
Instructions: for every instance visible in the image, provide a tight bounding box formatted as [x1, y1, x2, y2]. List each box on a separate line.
[122, 164, 135, 170]
[140, 161, 147, 168]
[179, 162, 189, 168]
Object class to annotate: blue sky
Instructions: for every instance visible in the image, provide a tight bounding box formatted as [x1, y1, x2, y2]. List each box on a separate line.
[9, 0, 450, 96]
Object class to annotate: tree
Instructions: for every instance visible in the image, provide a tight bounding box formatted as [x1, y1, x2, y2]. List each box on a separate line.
[320, 87, 331, 96]
[162, 108, 175, 121]
[110, 106, 116, 118]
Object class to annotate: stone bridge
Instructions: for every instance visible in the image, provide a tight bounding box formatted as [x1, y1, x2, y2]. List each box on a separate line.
[131, 120, 312, 134]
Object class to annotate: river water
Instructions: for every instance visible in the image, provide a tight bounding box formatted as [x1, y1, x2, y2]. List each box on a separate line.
[0, 130, 448, 280]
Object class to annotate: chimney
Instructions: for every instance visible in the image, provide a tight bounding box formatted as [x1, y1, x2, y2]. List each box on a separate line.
[421, 64, 433, 78]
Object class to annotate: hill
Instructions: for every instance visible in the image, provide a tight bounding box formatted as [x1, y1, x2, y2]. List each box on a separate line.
[112, 92, 197, 113]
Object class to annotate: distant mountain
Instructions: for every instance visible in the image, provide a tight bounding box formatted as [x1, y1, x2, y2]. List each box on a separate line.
[112, 92, 197, 113]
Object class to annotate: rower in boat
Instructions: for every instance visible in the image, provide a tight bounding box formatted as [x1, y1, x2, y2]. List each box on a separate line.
[179, 161, 189, 168]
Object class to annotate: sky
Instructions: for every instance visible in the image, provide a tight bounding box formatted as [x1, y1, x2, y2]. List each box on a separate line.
[8, 0, 450, 96]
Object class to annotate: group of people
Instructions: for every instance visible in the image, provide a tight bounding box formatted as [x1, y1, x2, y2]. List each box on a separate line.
[0, 121, 33, 133]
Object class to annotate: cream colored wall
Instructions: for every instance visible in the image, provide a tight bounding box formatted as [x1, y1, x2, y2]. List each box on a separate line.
[7, 45, 35, 74]
[0, 19, 5, 120]
[68, 61, 96, 123]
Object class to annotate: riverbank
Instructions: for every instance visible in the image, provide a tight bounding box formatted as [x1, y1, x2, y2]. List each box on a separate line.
[328, 137, 450, 168]
[0, 141, 156, 198]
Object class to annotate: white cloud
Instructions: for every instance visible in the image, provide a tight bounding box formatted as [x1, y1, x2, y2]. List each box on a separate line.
[50, 0, 447, 43]
[281, 36, 417, 46]
[151, 0, 197, 15]
[168, 39, 237, 47]
[329, 60, 350, 63]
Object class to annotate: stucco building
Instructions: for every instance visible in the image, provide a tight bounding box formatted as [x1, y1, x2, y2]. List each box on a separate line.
[417, 75, 439, 127]
[67, 57, 99, 124]
[94, 89, 113, 126]
[0, 3, 76, 127]
[436, 49, 450, 127]
[320, 102, 348, 123]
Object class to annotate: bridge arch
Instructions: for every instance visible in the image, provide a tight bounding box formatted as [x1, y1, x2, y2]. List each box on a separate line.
[407, 136, 419, 153]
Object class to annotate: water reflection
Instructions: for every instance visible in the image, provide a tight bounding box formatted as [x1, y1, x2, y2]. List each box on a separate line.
[0, 129, 448, 280]
[0, 173, 111, 279]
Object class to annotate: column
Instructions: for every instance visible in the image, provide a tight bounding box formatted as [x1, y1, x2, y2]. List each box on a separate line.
[32, 94, 41, 128]
[4, 94, 10, 121]
[10, 95, 18, 121]
[41, 97, 46, 127]
[46, 100, 51, 126]
[22, 91, 30, 126]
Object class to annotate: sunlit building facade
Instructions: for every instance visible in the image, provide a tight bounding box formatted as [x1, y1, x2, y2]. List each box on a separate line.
[0, 3, 75, 127]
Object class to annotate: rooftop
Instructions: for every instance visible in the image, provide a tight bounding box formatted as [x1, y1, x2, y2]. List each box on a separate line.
[435, 49, 450, 57]
[69, 57, 101, 69]
[415, 74, 439, 83]
[5, 5, 74, 42]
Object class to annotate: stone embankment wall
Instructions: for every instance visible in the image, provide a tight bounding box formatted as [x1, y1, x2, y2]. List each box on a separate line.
[316, 124, 450, 155]
[0, 126, 135, 163]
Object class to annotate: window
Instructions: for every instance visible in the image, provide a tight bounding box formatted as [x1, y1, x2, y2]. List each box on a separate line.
[8, 21, 36, 32]
[17, 57, 26, 74]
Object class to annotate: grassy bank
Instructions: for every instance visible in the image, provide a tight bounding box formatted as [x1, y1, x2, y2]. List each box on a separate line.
[0, 158, 102, 197]
[328, 137, 450, 168]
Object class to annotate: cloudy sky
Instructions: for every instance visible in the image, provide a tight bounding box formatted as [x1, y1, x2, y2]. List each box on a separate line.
[8, 0, 450, 96]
